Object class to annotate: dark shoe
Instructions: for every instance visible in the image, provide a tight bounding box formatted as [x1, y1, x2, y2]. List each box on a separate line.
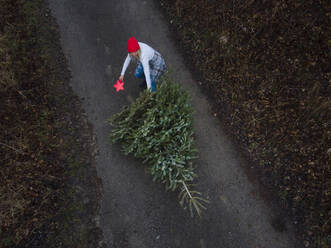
[139, 80, 147, 89]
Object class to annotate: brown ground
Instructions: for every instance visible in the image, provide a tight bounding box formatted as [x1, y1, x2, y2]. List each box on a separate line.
[158, 0, 330, 247]
[0, 0, 329, 247]
[0, 1, 103, 247]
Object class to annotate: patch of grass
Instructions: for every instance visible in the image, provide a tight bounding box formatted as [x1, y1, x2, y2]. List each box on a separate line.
[0, 0, 102, 247]
[159, 0, 330, 247]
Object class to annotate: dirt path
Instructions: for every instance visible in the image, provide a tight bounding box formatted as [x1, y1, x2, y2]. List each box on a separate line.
[48, 0, 301, 247]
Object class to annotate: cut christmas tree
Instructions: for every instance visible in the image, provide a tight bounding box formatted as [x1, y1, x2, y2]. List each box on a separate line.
[107, 74, 208, 216]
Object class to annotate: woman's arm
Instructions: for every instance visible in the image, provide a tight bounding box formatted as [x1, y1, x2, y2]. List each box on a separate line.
[120, 54, 131, 79]
[141, 58, 152, 90]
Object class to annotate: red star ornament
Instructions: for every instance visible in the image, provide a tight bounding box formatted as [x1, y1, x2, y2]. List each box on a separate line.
[113, 80, 124, 92]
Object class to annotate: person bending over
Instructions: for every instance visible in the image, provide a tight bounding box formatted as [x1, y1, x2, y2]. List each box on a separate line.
[119, 37, 166, 92]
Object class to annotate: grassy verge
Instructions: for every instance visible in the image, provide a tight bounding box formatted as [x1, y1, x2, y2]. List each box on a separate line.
[0, 0, 103, 247]
[158, 0, 330, 247]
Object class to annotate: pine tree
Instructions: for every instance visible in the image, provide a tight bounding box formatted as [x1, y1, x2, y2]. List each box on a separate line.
[108, 74, 208, 216]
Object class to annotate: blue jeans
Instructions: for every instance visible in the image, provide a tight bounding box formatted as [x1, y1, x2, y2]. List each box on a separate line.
[134, 63, 157, 92]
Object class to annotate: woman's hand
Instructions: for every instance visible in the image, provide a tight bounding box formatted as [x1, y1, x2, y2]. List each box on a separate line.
[119, 75, 124, 82]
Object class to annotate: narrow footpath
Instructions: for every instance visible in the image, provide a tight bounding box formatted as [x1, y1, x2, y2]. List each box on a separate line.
[48, 0, 301, 247]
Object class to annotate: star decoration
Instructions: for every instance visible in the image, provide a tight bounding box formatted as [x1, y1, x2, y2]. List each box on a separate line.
[113, 80, 124, 92]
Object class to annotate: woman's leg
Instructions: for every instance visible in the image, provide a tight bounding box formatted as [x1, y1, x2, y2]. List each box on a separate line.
[135, 62, 157, 91]
[134, 63, 144, 79]
[151, 79, 156, 92]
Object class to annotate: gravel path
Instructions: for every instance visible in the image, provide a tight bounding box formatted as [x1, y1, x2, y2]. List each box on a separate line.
[48, 0, 301, 247]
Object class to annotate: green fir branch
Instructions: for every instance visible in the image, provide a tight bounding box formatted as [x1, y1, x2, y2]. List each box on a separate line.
[107, 73, 208, 216]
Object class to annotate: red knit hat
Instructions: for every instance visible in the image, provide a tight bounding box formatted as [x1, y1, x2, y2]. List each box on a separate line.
[127, 37, 140, 53]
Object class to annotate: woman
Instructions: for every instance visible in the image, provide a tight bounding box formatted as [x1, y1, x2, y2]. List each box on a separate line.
[119, 37, 166, 92]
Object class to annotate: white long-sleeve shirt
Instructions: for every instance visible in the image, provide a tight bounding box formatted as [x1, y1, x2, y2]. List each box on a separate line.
[120, 42, 155, 90]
